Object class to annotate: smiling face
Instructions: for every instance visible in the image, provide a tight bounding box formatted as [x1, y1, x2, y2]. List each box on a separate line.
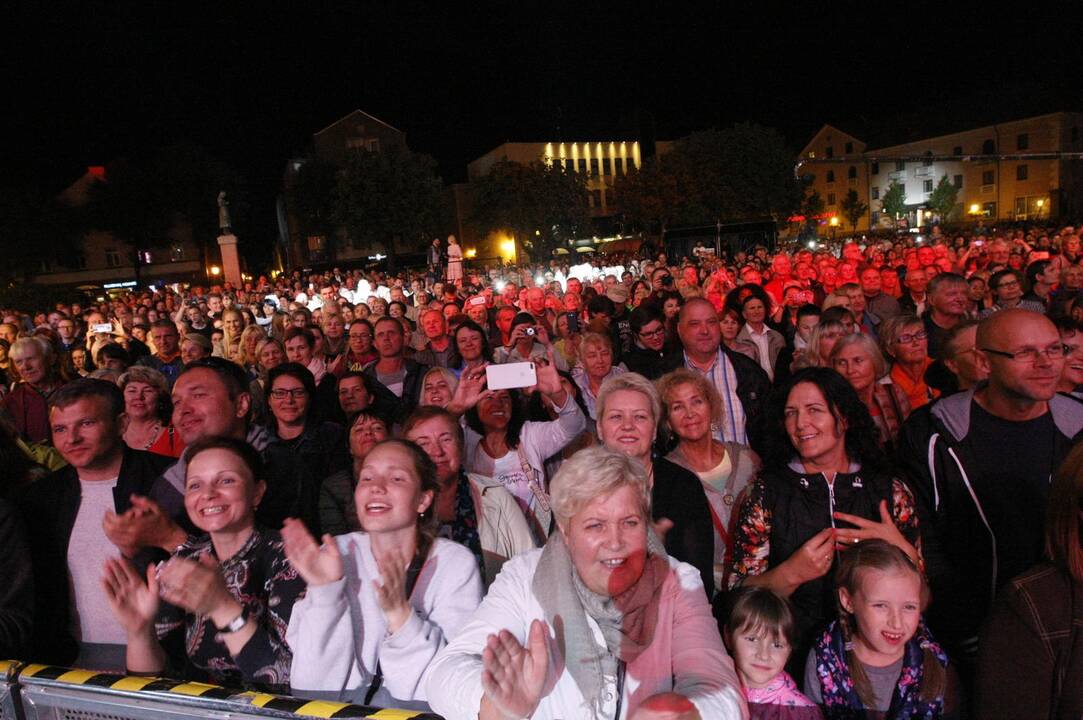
[349, 415, 389, 460]
[664, 381, 713, 443]
[421, 372, 454, 408]
[562, 484, 648, 597]
[678, 300, 722, 360]
[258, 341, 285, 370]
[729, 625, 791, 689]
[123, 381, 159, 421]
[354, 443, 433, 534]
[171, 367, 248, 444]
[455, 326, 484, 362]
[269, 374, 310, 427]
[184, 447, 265, 536]
[598, 389, 656, 462]
[477, 390, 513, 431]
[581, 340, 614, 380]
[784, 381, 847, 468]
[840, 567, 922, 667]
[285, 334, 313, 365]
[405, 415, 461, 485]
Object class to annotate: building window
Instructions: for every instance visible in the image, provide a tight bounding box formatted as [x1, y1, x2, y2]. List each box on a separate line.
[895, 161, 905, 172]
[847, 166, 857, 179]
[826, 170, 835, 183]
[982, 139, 996, 154]
[825, 146, 834, 159]
[367, 139, 380, 152]
[589, 158, 599, 175]
[953, 146, 963, 156]
[602, 158, 612, 175]
[1017, 164, 1028, 181]
[845, 141, 853, 154]
[983, 201, 997, 217]
[953, 174, 963, 188]
[578, 158, 586, 173]
[105, 248, 123, 267]
[1073, 127, 1080, 143]
[590, 189, 602, 208]
[872, 186, 880, 200]
[924, 179, 934, 193]
[871, 161, 879, 175]
[1017, 133, 1029, 150]
[982, 169, 995, 185]
[827, 193, 836, 206]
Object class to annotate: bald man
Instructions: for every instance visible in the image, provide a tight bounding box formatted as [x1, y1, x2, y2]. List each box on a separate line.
[898, 309, 1083, 679]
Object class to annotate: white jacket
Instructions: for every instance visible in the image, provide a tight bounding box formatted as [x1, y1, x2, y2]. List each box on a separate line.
[423, 549, 748, 720]
[287, 534, 482, 706]
[467, 474, 538, 587]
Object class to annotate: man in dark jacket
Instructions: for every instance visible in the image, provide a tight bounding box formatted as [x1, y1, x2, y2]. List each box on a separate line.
[897, 309, 1083, 679]
[0, 498, 33, 660]
[20, 379, 175, 668]
[364, 317, 429, 421]
[664, 298, 770, 453]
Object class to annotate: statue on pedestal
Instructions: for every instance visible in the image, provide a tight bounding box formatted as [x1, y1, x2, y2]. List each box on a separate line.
[217, 191, 232, 235]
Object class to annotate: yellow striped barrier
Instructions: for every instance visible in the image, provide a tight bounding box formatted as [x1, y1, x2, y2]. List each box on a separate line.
[7, 663, 441, 719]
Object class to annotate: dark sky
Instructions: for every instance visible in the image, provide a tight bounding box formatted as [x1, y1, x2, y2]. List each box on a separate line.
[7, 1, 1083, 237]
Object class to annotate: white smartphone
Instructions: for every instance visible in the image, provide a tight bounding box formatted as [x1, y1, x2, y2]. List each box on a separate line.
[93, 323, 113, 334]
[486, 362, 537, 391]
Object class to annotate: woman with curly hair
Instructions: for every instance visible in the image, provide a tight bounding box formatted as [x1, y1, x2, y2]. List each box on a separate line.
[728, 367, 922, 673]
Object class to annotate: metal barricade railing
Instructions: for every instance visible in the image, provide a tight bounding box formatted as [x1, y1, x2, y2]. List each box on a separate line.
[10, 664, 442, 720]
[1, 661, 23, 720]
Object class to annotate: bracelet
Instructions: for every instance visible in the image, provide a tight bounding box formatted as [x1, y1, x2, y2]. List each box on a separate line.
[217, 610, 247, 634]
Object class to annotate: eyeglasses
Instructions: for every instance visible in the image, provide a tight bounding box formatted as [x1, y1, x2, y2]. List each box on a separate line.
[269, 388, 308, 400]
[638, 327, 666, 339]
[994, 279, 1020, 290]
[895, 331, 928, 344]
[980, 344, 1068, 363]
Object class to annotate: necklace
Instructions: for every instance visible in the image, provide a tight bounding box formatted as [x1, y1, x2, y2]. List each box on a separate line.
[131, 421, 162, 450]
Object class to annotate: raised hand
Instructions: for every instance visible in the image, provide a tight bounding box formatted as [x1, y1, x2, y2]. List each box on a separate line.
[101, 557, 160, 635]
[481, 620, 550, 720]
[157, 554, 235, 617]
[834, 500, 920, 564]
[281, 518, 344, 586]
[533, 348, 565, 400]
[628, 692, 700, 720]
[447, 363, 489, 415]
[372, 545, 412, 633]
[103, 495, 186, 555]
[781, 527, 836, 587]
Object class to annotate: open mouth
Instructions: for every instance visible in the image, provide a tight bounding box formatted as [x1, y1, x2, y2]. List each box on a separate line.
[600, 558, 626, 569]
[881, 631, 904, 644]
[365, 502, 391, 514]
[200, 505, 227, 516]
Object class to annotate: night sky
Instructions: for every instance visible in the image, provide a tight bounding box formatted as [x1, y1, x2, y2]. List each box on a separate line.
[7, 1, 1083, 240]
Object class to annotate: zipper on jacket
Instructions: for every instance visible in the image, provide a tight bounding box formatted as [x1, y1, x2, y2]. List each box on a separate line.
[823, 472, 837, 529]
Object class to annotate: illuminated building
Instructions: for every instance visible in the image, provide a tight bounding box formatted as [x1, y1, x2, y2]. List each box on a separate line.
[799, 112, 1083, 230]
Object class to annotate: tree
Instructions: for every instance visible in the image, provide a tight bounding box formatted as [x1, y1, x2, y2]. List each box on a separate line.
[801, 190, 826, 235]
[615, 123, 803, 233]
[927, 175, 960, 222]
[470, 160, 590, 260]
[840, 189, 869, 232]
[331, 144, 445, 254]
[880, 181, 907, 228]
[288, 157, 339, 242]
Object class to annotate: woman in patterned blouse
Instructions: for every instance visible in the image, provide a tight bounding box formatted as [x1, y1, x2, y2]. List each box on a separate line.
[102, 436, 305, 692]
[728, 367, 922, 672]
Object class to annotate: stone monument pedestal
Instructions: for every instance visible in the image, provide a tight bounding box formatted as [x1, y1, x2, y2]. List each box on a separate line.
[217, 234, 243, 287]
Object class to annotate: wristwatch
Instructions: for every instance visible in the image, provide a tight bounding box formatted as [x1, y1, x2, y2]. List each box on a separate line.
[217, 610, 247, 634]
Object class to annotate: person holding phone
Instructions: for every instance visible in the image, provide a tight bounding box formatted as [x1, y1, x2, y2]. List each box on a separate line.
[455, 350, 586, 542]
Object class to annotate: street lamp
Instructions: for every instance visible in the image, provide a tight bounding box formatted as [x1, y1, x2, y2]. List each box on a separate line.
[829, 216, 839, 244]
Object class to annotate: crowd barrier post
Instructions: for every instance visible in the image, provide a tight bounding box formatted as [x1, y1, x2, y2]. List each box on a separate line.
[8, 663, 442, 720]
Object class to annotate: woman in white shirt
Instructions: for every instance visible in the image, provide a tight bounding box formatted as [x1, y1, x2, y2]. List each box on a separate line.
[283, 439, 483, 708]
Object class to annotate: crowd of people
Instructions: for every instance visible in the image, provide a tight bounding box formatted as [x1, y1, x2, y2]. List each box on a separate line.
[1, 222, 1082, 719]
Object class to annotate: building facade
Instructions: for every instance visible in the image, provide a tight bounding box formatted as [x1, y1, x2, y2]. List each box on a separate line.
[279, 110, 409, 267]
[799, 112, 1083, 232]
